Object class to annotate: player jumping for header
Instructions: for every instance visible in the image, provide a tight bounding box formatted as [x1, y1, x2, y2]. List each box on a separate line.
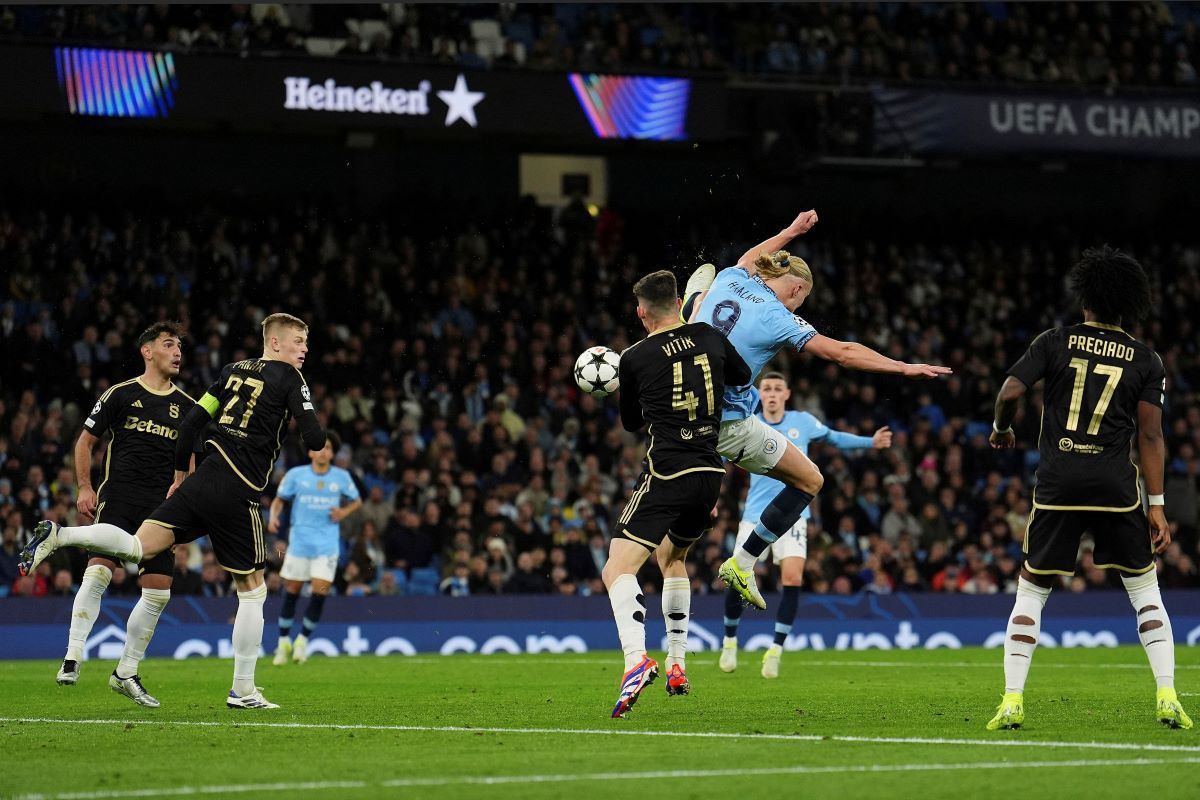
[682, 209, 949, 610]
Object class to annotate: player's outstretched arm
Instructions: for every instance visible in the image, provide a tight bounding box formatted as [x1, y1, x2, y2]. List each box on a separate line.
[989, 376, 1026, 449]
[1137, 400, 1170, 553]
[736, 209, 818, 271]
[805, 335, 952, 379]
[822, 426, 888, 451]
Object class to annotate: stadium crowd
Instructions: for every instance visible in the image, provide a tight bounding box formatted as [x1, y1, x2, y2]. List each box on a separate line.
[2, 199, 1199, 600]
[2, 2, 1199, 89]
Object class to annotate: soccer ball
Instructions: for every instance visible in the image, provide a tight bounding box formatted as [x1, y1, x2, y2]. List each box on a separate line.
[574, 346, 621, 397]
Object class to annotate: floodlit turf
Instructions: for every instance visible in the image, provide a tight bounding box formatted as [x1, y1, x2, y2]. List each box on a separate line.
[2, 646, 1198, 799]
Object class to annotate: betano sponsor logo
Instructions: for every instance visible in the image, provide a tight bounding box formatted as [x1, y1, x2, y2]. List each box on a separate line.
[123, 415, 179, 439]
[283, 73, 484, 127]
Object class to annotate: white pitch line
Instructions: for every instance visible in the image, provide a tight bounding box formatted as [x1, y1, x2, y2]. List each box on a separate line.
[10, 781, 366, 800]
[3, 717, 1199, 754]
[11, 757, 1200, 799]
[381, 757, 1200, 787]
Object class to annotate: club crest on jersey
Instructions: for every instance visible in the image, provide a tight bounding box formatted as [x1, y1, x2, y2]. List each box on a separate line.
[680, 429, 694, 440]
[330, 482, 339, 492]
[788, 428, 800, 439]
[169, 403, 180, 418]
[1058, 437, 1074, 452]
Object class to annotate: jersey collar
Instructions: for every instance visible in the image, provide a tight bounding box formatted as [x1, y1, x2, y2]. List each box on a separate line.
[1082, 320, 1133, 339]
[136, 377, 176, 396]
[646, 322, 684, 338]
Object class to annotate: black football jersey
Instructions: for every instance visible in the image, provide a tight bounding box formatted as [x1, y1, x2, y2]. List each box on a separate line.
[1009, 322, 1166, 510]
[619, 322, 751, 478]
[83, 377, 195, 509]
[200, 359, 315, 492]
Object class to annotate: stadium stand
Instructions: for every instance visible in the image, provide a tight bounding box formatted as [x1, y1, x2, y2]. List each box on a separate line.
[1, 2, 1198, 88]
[2, 201, 1198, 599]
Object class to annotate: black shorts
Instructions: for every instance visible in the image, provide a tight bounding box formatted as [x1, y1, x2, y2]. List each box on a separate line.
[90, 501, 174, 578]
[1024, 507, 1154, 577]
[145, 459, 266, 575]
[613, 470, 722, 551]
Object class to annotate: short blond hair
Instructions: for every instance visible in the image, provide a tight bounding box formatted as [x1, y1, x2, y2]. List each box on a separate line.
[262, 312, 308, 344]
[754, 249, 813, 284]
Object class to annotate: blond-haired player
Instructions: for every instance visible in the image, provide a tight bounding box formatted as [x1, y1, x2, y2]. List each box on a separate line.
[23, 313, 327, 709]
[682, 210, 948, 610]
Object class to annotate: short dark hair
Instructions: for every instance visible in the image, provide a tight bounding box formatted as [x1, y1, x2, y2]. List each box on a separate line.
[760, 371, 788, 384]
[324, 430, 341, 453]
[1068, 246, 1152, 325]
[136, 321, 185, 349]
[632, 270, 678, 316]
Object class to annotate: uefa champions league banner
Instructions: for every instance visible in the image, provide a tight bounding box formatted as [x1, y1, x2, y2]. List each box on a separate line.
[873, 87, 1200, 158]
[2, 592, 1199, 661]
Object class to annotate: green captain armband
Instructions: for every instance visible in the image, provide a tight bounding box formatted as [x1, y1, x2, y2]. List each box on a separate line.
[198, 392, 220, 417]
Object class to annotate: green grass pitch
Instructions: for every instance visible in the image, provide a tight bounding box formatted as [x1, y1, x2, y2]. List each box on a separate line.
[2, 646, 1198, 799]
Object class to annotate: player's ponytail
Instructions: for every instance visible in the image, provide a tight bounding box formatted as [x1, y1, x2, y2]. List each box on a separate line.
[755, 250, 813, 285]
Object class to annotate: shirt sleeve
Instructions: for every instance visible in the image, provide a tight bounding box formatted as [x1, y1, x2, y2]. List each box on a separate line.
[340, 469, 361, 501]
[285, 368, 315, 419]
[774, 308, 818, 351]
[618, 355, 644, 433]
[83, 385, 124, 435]
[1140, 352, 1167, 409]
[277, 468, 297, 500]
[1008, 329, 1054, 388]
[197, 365, 230, 418]
[825, 430, 877, 450]
[802, 412, 831, 442]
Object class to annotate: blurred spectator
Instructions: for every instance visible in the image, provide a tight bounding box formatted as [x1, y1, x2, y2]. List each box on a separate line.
[5, 3, 1199, 90]
[172, 545, 203, 595]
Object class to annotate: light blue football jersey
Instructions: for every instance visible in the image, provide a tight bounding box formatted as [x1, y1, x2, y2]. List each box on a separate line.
[276, 465, 360, 558]
[697, 266, 817, 421]
[742, 410, 874, 523]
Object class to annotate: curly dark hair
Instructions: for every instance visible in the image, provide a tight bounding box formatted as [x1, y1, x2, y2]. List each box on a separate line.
[1067, 246, 1152, 325]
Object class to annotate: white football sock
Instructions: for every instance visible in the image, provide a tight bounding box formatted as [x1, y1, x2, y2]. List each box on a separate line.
[662, 577, 691, 670]
[232, 583, 267, 696]
[607, 573, 647, 671]
[1003, 577, 1051, 694]
[117, 588, 170, 678]
[65, 564, 111, 661]
[1123, 570, 1175, 690]
[58, 523, 143, 563]
[733, 546, 761, 573]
